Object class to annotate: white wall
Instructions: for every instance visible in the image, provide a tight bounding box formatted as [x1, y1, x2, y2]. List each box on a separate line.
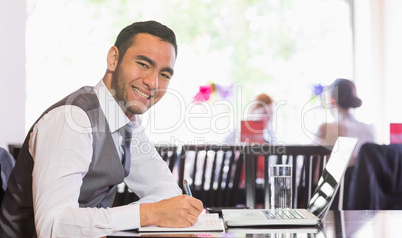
[383, 0, 402, 143]
[0, 0, 26, 149]
[353, 0, 383, 141]
[354, 0, 402, 144]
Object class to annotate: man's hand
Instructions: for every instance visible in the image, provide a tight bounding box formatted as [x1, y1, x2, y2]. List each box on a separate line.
[140, 195, 204, 228]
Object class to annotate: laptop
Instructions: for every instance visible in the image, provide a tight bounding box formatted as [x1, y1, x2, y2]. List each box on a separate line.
[221, 136, 358, 227]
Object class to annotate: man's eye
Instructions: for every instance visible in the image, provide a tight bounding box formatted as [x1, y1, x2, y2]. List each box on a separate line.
[161, 73, 171, 80]
[137, 62, 148, 69]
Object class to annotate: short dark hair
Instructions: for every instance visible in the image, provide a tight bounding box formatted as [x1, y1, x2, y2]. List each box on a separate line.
[114, 20, 178, 61]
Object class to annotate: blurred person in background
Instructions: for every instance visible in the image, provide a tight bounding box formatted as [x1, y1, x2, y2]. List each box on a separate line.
[223, 93, 276, 145]
[222, 93, 275, 207]
[316, 78, 376, 167]
[316, 78, 376, 209]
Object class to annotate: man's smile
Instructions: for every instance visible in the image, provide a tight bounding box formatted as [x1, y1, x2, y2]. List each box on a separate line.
[133, 87, 151, 100]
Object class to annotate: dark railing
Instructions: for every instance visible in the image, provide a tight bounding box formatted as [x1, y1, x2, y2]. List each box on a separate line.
[181, 145, 244, 207]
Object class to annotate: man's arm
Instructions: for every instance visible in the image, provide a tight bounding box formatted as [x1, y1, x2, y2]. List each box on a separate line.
[31, 106, 203, 236]
[124, 135, 183, 203]
[31, 106, 137, 237]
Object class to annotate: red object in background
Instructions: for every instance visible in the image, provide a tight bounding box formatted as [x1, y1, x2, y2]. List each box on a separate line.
[390, 123, 402, 144]
[240, 120, 265, 144]
[240, 120, 266, 187]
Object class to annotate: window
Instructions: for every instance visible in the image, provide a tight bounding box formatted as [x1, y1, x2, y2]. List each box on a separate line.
[26, 0, 352, 145]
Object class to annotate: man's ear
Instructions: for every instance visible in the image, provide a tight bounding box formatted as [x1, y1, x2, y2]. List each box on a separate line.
[107, 46, 119, 71]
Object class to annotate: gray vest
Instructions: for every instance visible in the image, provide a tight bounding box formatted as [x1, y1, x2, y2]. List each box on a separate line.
[0, 86, 127, 237]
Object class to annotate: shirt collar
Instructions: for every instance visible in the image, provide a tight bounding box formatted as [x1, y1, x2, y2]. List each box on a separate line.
[94, 79, 137, 133]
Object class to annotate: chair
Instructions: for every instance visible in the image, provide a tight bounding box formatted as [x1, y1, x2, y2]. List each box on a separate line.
[155, 145, 185, 189]
[244, 144, 332, 209]
[1, 147, 16, 204]
[346, 143, 402, 210]
[8, 144, 22, 160]
[181, 144, 244, 207]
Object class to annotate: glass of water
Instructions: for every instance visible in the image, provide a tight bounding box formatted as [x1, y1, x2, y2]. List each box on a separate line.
[270, 164, 292, 209]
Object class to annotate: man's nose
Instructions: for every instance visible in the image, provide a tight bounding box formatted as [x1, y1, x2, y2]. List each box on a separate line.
[144, 73, 159, 89]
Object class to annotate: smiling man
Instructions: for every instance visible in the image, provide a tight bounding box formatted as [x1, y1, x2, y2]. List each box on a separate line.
[0, 21, 203, 238]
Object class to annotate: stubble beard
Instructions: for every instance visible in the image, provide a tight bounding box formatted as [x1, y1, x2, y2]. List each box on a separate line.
[111, 66, 148, 116]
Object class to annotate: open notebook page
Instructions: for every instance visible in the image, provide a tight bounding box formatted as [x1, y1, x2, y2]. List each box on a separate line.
[139, 213, 224, 233]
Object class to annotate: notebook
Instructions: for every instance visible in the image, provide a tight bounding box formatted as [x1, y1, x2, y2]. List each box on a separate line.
[221, 136, 358, 227]
[138, 213, 224, 234]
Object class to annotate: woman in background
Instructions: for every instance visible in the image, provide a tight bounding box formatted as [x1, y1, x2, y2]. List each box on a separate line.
[317, 78, 376, 167]
[316, 78, 376, 209]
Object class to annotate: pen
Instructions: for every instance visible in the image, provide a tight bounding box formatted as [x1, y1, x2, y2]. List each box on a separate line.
[183, 179, 192, 197]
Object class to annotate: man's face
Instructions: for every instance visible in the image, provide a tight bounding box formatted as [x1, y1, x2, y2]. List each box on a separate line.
[111, 33, 176, 118]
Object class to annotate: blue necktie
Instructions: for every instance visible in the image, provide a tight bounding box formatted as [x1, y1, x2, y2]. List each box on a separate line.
[120, 124, 133, 177]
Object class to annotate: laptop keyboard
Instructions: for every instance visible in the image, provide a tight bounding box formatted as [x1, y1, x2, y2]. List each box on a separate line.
[263, 210, 305, 219]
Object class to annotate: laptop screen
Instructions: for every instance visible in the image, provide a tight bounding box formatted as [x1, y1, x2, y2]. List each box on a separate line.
[307, 137, 358, 219]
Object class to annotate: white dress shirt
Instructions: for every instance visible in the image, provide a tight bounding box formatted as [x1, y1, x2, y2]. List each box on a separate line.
[30, 79, 182, 237]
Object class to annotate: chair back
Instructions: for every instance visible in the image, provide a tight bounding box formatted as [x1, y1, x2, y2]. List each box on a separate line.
[346, 143, 402, 209]
[244, 144, 332, 208]
[1, 147, 16, 205]
[0, 163, 3, 203]
[155, 145, 185, 187]
[181, 144, 244, 207]
[7, 144, 22, 160]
